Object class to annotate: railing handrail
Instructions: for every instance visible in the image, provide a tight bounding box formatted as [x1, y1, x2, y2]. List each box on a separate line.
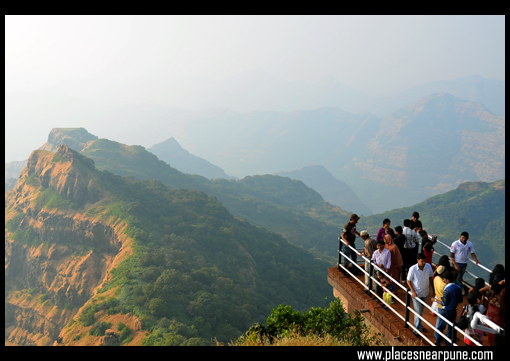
[337, 240, 502, 346]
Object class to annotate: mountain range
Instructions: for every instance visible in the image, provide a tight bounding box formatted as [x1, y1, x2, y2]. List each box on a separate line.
[5, 145, 333, 345]
[7, 127, 353, 262]
[5, 73, 504, 165]
[5, 130, 504, 346]
[6, 88, 505, 215]
[333, 92, 505, 213]
[142, 93, 503, 214]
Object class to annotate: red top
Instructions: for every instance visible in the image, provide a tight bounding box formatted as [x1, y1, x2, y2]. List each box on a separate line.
[424, 248, 434, 264]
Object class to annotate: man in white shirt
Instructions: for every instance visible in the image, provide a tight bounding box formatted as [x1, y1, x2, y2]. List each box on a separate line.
[407, 252, 434, 334]
[450, 231, 479, 294]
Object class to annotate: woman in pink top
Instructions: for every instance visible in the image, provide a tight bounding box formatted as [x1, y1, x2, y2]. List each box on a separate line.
[376, 218, 395, 242]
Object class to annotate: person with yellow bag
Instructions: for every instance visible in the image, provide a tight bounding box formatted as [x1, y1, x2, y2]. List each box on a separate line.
[377, 270, 396, 310]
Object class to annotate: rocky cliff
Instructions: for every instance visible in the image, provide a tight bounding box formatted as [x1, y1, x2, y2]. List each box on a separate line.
[38, 127, 98, 154]
[5, 145, 134, 346]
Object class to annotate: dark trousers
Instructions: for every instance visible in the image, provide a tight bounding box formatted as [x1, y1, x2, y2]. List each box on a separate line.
[435, 308, 457, 346]
[403, 246, 418, 275]
[339, 242, 358, 275]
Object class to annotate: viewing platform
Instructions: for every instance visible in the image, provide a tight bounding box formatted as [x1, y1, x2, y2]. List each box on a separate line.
[328, 236, 500, 347]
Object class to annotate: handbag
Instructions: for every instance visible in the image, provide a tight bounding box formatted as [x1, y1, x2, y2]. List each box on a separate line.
[383, 292, 392, 306]
[431, 300, 438, 315]
[457, 305, 469, 329]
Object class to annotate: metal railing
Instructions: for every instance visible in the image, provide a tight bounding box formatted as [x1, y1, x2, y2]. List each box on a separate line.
[337, 237, 503, 346]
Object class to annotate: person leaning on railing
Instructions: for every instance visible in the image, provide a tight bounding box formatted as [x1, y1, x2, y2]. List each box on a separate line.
[340, 214, 361, 275]
[450, 232, 480, 295]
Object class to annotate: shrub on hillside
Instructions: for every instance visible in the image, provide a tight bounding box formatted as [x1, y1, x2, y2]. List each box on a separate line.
[89, 322, 112, 337]
[236, 298, 381, 346]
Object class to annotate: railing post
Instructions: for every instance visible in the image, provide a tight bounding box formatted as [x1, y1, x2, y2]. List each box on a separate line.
[405, 290, 411, 328]
[367, 260, 373, 297]
[451, 322, 458, 346]
[338, 237, 342, 270]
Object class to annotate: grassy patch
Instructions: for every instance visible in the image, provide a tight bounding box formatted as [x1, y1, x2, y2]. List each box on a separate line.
[6, 212, 25, 232]
[10, 227, 43, 247]
[34, 187, 80, 210]
[51, 153, 66, 163]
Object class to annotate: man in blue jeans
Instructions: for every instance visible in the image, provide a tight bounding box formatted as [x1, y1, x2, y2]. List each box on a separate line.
[435, 271, 462, 346]
[407, 253, 434, 334]
[340, 214, 361, 275]
[450, 232, 479, 295]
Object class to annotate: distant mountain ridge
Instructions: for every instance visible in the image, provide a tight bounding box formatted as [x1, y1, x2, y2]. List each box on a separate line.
[5, 73, 504, 164]
[5, 160, 27, 180]
[147, 137, 235, 180]
[365, 74, 505, 117]
[6, 90, 504, 214]
[152, 93, 503, 213]
[331, 93, 505, 212]
[275, 165, 373, 216]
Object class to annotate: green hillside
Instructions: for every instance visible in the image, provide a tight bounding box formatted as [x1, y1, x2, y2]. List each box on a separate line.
[87, 174, 333, 344]
[51, 129, 351, 263]
[5, 145, 332, 345]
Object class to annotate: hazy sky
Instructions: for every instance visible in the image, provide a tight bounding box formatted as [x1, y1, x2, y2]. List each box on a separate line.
[6, 15, 505, 96]
[5, 15, 506, 163]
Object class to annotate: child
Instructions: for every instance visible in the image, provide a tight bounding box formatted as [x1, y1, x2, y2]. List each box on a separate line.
[423, 242, 435, 267]
[469, 278, 488, 311]
[420, 230, 436, 265]
[377, 270, 396, 309]
[463, 292, 485, 346]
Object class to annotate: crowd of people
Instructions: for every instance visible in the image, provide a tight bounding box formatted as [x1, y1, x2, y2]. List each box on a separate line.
[339, 212, 505, 346]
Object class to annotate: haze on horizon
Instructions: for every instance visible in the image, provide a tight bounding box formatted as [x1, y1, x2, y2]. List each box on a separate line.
[5, 15, 506, 163]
